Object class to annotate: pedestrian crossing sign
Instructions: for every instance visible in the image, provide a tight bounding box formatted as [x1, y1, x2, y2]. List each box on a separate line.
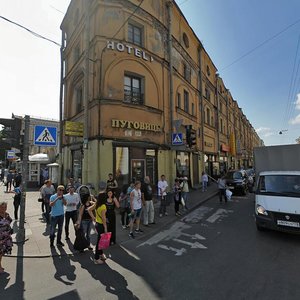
[34, 126, 57, 146]
[172, 133, 183, 145]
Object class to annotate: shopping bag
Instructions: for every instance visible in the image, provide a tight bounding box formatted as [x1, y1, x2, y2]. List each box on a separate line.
[181, 197, 185, 207]
[74, 228, 89, 251]
[226, 189, 233, 201]
[98, 232, 112, 250]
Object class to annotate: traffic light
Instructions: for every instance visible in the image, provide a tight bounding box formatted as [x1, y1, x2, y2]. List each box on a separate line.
[185, 125, 197, 148]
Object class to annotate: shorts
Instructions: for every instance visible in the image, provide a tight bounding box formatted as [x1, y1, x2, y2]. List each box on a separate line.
[130, 208, 142, 220]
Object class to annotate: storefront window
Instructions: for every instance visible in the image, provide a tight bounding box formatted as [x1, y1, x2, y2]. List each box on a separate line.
[72, 150, 82, 181]
[176, 151, 190, 178]
[146, 149, 157, 184]
[115, 147, 129, 186]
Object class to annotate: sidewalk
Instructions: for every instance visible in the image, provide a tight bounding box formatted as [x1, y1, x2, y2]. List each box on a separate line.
[2, 183, 218, 258]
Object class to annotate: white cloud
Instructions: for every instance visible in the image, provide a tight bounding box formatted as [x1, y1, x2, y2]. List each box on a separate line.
[255, 127, 275, 137]
[289, 114, 300, 125]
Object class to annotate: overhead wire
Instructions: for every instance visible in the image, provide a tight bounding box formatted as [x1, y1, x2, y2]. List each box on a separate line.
[0, 15, 61, 47]
[220, 17, 300, 71]
[281, 34, 300, 130]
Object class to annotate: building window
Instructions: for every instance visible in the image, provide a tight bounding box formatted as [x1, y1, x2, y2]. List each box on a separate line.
[183, 63, 191, 83]
[183, 32, 189, 48]
[205, 88, 211, 101]
[220, 101, 223, 114]
[184, 90, 189, 113]
[75, 85, 83, 114]
[220, 118, 223, 133]
[74, 45, 80, 62]
[124, 74, 144, 105]
[206, 65, 210, 76]
[128, 23, 143, 46]
[177, 92, 181, 108]
[206, 108, 210, 125]
[192, 103, 195, 116]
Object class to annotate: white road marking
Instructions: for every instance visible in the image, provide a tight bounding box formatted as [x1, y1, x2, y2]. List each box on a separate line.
[157, 244, 187, 256]
[173, 238, 207, 249]
[181, 206, 213, 224]
[119, 245, 141, 261]
[206, 208, 233, 223]
[180, 232, 206, 240]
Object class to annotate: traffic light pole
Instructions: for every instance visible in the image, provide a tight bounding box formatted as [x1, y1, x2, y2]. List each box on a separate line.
[16, 115, 29, 243]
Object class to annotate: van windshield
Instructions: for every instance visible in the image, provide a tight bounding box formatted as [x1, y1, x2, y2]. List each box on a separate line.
[258, 175, 300, 196]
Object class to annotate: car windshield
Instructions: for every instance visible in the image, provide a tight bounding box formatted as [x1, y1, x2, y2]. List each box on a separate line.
[258, 175, 300, 196]
[225, 172, 242, 180]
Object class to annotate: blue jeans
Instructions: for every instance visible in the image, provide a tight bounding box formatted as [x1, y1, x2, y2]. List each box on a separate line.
[81, 219, 92, 244]
[181, 192, 189, 208]
[50, 214, 64, 243]
[202, 181, 208, 192]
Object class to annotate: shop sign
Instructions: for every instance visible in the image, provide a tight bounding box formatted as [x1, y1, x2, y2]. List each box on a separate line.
[6, 150, 16, 160]
[112, 119, 161, 132]
[65, 121, 84, 137]
[221, 144, 230, 152]
[107, 40, 154, 62]
[205, 141, 213, 148]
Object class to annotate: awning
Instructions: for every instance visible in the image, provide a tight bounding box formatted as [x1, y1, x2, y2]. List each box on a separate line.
[28, 153, 49, 163]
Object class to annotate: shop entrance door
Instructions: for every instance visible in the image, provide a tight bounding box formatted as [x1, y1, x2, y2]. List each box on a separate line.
[131, 159, 145, 182]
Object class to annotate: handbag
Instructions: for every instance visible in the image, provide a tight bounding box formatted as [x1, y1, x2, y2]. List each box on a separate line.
[38, 197, 43, 202]
[98, 232, 112, 250]
[74, 228, 89, 251]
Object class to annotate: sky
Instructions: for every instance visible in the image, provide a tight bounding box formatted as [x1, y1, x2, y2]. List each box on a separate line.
[1, 0, 300, 145]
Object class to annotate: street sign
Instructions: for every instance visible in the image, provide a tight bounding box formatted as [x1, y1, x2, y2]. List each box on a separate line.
[6, 150, 16, 160]
[34, 126, 57, 146]
[172, 133, 183, 145]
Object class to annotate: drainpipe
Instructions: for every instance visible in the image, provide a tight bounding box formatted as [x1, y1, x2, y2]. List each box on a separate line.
[216, 73, 220, 170]
[167, 1, 174, 179]
[58, 30, 65, 185]
[198, 45, 205, 172]
[83, 4, 90, 183]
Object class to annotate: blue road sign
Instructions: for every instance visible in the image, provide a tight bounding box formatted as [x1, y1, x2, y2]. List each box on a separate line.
[34, 126, 57, 146]
[172, 133, 183, 145]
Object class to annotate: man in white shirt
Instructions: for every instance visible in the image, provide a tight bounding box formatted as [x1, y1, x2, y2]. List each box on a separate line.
[64, 185, 80, 240]
[158, 175, 168, 217]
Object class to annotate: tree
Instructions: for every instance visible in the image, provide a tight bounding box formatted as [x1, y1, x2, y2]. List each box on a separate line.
[296, 137, 300, 144]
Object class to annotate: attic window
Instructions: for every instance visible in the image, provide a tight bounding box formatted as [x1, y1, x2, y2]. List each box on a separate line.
[183, 32, 189, 48]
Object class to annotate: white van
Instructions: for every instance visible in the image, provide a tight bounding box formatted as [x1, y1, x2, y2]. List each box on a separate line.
[255, 171, 300, 232]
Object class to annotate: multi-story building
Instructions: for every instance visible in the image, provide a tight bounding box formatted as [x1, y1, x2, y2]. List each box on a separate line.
[60, 0, 262, 189]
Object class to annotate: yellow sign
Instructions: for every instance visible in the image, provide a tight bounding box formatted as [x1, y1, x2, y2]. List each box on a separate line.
[230, 133, 236, 156]
[111, 119, 161, 132]
[65, 121, 84, 136]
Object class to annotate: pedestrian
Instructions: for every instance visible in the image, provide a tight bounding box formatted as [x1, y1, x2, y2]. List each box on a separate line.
[201, 171, 208, 192]
[6, 171, 13, 193]
[106, 173, 118, 195]
[158, 175, 169, 217]
[88, 183, 108, 265]
[13, 170, 22, 187]
[41, 180, 55, 224]
[141, 176, 155, 226]
[128, 181, 143, 238]
[64, 185, 80, 241]
[0, 201, 13, 273]
[173, 178, 182, 216]
[13, 185, 22, 220]
[49, 185, 67, 247]
[119, 184, 131, 229]
[217, 174, 227, 203]
[106, 189, 119, 245]
[76, 195, 95, 250]
[180, 177, 189, 209]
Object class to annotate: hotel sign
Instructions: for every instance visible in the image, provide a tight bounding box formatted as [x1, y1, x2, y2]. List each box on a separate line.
[107, 40, 154, 62]
[111, 119, 161, 132]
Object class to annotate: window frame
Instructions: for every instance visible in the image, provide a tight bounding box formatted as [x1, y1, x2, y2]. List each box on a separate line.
[184, 90, 189, 113]
[124, 73, 144, 105]
[128, 23, 143, 47]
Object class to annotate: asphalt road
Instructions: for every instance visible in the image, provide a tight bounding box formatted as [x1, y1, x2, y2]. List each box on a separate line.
[2, 192, 300, 299]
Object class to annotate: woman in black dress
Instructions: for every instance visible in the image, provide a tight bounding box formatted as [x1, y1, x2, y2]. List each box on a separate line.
[105, 189, 119, 245]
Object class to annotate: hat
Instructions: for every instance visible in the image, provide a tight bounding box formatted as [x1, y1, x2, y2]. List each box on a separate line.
[99, 181, 107, 190]
[183, 177, 188, 180]
[57, 185, 65, 191]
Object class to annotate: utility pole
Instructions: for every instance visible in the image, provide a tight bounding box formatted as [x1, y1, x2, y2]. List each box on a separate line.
[16, 115, 29, 243]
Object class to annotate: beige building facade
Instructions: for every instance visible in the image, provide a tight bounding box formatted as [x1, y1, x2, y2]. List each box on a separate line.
[60, 0, 262, 189]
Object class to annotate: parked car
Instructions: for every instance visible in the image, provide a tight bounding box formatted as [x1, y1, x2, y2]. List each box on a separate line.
[224, 170, 248, 195]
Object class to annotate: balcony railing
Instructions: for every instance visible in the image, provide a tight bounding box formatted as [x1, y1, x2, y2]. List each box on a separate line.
[124, 89, 144, 105]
